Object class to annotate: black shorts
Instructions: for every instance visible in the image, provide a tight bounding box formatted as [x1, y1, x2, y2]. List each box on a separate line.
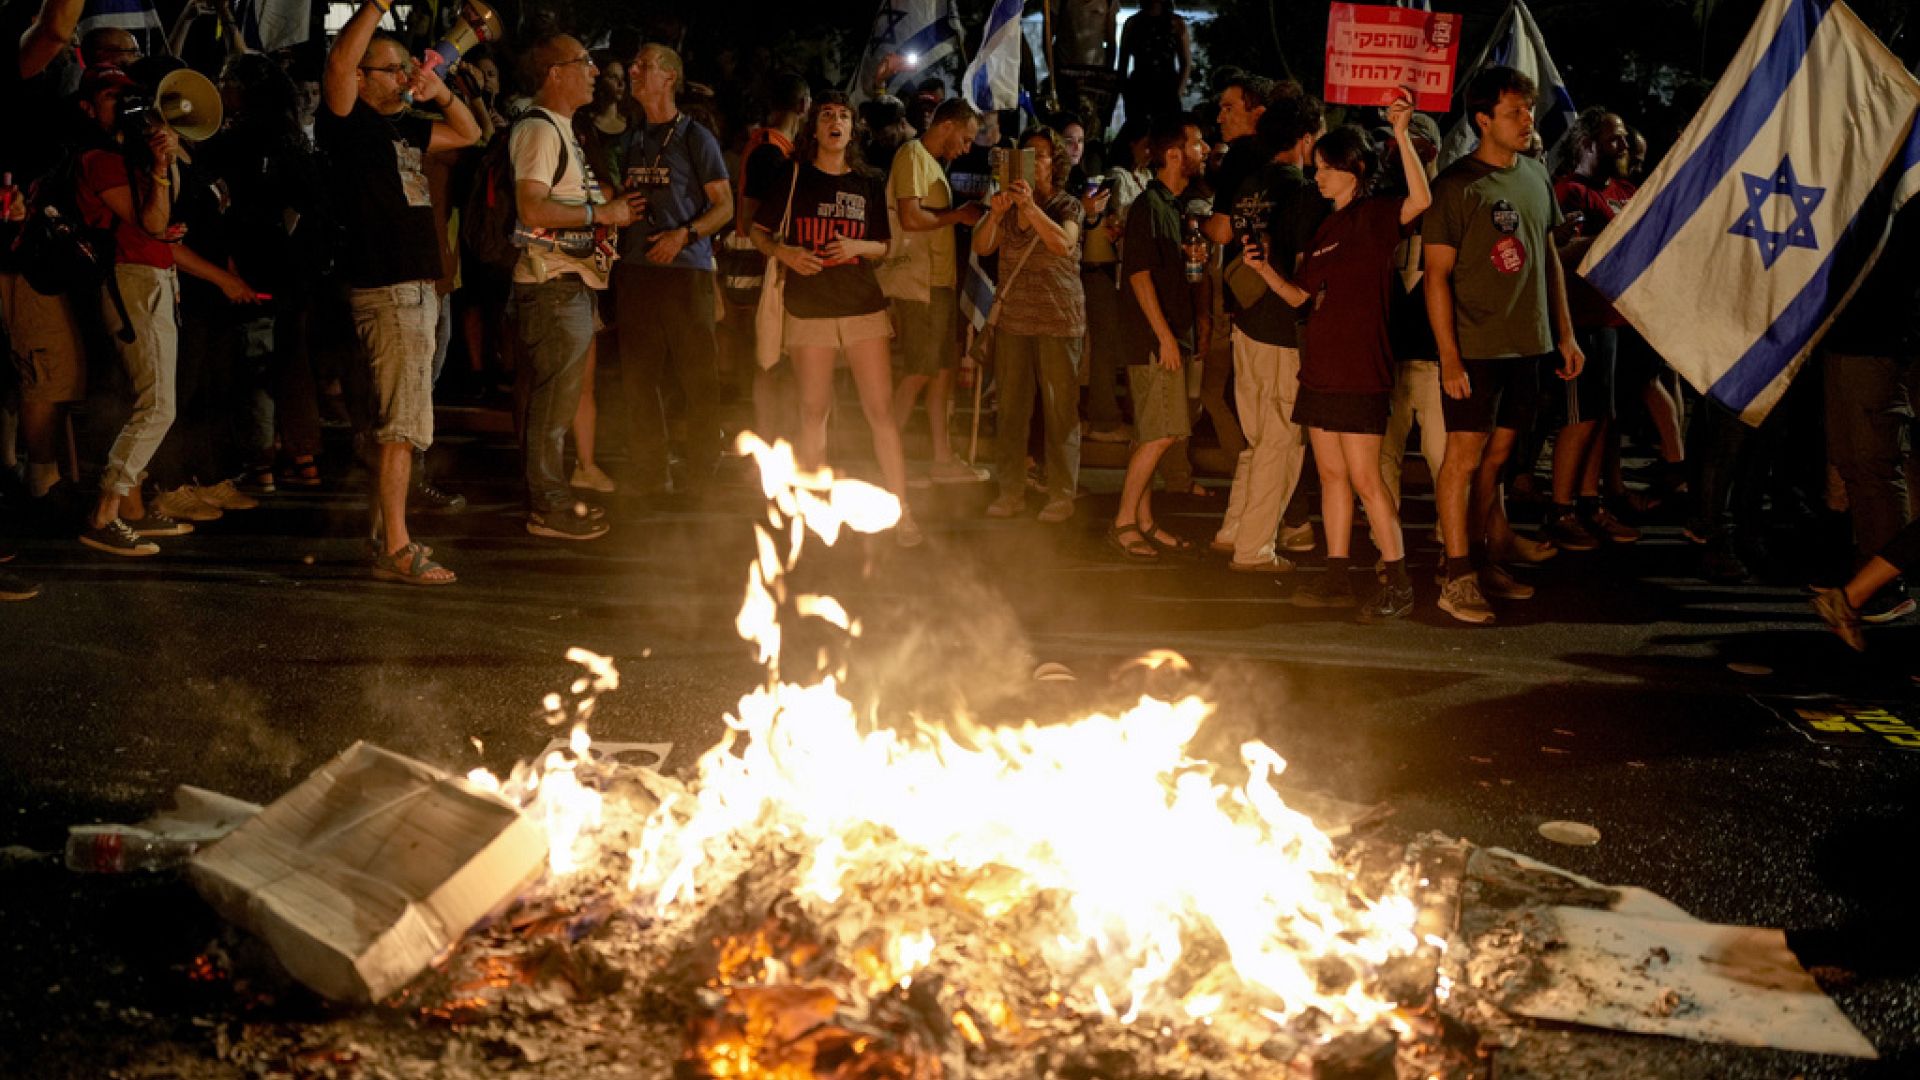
[1292, 387, 1390, 435]
[1440, 355, 1543, 435]
[1556, 326, 1617, 425]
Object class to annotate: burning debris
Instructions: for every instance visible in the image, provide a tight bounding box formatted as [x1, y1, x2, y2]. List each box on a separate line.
[85, 435, 1869, 1077]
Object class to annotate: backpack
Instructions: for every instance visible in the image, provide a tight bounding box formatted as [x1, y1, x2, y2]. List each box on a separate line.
[10, 150, 113, 299]
[460, 112, 570, 275]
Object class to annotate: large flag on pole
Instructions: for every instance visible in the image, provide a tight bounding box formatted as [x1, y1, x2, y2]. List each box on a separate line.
[963, 0, 1025, 111]
[851, 0, 965, 103]
[1436, 0, 1576, 168]
[1579, 0, 1920, 425]
[233, 0, 312, 52]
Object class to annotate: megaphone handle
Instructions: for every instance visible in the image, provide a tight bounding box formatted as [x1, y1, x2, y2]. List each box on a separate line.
[424, 41, 459, 72]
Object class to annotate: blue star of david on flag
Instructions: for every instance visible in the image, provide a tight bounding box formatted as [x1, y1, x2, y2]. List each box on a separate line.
[1728, 156, 1826, 269]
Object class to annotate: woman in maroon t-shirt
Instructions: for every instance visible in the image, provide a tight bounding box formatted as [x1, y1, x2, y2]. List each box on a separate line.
[1245, 94, 1430, 617]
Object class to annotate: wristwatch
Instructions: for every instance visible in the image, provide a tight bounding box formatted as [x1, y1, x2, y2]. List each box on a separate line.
[685, 225, 699, 244]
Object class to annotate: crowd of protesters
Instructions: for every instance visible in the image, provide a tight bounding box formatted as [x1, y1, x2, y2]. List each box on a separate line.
[0, 1, 1914, 648]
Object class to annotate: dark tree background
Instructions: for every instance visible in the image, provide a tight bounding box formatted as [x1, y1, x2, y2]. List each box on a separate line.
[264, 0, 1913, 147]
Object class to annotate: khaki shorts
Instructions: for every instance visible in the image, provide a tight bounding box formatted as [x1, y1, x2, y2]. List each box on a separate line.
[0, 273, 85, 405]
[785, 309, 893, 350]
[892, 286, 957, 377]
[1128, 361, 1192, 443]
[348, 281, 438, 451]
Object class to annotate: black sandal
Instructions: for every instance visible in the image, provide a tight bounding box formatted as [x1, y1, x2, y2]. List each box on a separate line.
[1143, 525, 1196, 555]
[1107, 525, 1159, 560]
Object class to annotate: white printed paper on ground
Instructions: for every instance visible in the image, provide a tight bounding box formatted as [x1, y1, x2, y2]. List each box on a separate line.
[540, 739, 673, 772]
[1505, 905, 1877, 1059]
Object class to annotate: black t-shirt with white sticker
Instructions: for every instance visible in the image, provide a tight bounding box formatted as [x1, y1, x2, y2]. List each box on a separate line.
[754, 160, 892, 319]
[316, 99, 440, 288]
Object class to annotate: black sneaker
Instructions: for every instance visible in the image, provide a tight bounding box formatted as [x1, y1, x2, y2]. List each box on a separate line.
[124, 509, 193, 537]
[1700, 538, 1750, 584]
[80, 518, 160, 557]
[411, 479, 468, 514]
[1292, 571, 1357, 608]
[1582, 505, 1641, 544]
[1542, 509, 1602, 551]
[1356, 582, 1413, 623]
[528, 503, 609, 541]
[0, 568, 39, 601]
[1859, 582, 1916, 625]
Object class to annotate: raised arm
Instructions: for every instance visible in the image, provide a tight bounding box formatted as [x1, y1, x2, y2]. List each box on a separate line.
[1388, 95, 1431, 225]
[323, 1, 385, 117]
[16, 0, 82, 78]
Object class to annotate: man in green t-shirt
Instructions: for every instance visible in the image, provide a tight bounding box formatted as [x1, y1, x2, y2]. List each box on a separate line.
[1423, 65, 1583, 625]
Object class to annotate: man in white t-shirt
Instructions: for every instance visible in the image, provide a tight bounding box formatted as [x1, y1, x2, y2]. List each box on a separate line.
[511, 33, 638, 540]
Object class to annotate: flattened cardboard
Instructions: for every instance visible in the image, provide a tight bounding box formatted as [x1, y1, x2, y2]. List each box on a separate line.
[1505, 905, 1878, 1059]
[189, 742, 547, 1003]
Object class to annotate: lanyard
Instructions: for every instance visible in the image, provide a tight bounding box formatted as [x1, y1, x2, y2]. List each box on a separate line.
[640, 114, 681, 175]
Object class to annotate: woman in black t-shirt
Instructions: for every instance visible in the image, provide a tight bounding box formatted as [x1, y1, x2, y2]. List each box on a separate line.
[752, 93, 917, 544]
[1245, 96, 1431, 618]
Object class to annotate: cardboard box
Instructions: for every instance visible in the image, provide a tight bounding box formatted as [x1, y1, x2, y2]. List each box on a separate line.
[189, 742, 547, 1003]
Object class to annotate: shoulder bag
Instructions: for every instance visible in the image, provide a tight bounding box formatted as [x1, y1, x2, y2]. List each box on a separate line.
[965, 227, 1039, 368]
[754, 163, 801, 371]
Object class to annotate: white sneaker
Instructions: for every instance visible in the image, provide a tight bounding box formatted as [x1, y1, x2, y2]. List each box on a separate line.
[154, 485, 223, 522]
[194, 479, 260, 511]
[1279, 522, 1316, 553]
[928, 459, 988, 484]
[570, 465, 617, 494]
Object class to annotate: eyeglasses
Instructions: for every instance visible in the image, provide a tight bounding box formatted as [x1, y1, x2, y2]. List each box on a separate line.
[359, 64, 412, 77]
[552, 56, 595, 71]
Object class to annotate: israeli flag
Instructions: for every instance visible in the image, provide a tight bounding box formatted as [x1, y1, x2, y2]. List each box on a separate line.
[1580, 0, 1920, 425]
[963, 0, 1024, 112]
[852, 0, 964, 102]
[233, 0, 311, 52]
[1437, 0, 1577, 168]
[77, 0, 163, 35]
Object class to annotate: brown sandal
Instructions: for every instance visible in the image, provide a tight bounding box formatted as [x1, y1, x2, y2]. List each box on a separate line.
[371, 542, 455, 586]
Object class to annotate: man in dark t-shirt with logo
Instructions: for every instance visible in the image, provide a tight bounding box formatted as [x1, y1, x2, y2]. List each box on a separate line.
[319, 1, 479, 585]
[1110, 115, 1206, 561]
[1211, 90, 1327, 573]
[1422, 65, 1582, 625]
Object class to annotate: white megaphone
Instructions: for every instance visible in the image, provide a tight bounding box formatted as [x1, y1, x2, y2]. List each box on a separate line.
[421, 0, 504, 75]
[155, 69, 223, 143]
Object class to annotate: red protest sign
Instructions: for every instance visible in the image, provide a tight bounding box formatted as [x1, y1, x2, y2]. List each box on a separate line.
[1324, 2, 1462, 113]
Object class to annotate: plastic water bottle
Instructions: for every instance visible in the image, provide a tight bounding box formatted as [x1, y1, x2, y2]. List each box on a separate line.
[64, 825, 201, 873]
[1182, 216, 1207, 283]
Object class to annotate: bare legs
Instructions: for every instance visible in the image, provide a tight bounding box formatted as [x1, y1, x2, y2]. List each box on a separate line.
[792, 340, 909, 497]
[1311, 428, 1403, 562]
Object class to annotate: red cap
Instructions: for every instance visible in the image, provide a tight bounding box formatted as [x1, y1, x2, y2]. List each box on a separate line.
[77, 64, 136, 100]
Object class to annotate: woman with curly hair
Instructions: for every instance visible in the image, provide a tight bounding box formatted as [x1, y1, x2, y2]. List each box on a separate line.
[751, 91, 920, 546]
[972, 125, 1085, 523]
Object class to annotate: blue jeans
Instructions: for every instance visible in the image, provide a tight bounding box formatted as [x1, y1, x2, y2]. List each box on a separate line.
[513, 277, 596, 511]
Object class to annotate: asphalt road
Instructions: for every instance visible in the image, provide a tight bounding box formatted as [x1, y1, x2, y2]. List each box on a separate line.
[2, 426, 1917, 1078]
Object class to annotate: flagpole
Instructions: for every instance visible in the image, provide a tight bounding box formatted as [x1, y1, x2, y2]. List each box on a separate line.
[847, 0, 892, 97]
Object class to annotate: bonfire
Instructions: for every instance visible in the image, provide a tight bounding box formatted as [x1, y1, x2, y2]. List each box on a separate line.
[452, 436, 1441, 1079]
